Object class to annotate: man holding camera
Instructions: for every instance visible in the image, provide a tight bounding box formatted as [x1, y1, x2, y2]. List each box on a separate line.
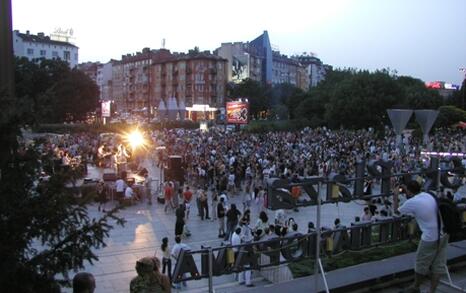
[397, 180, 449, 293]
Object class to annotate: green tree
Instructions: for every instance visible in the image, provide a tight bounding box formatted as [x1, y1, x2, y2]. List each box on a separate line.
[447, 79, 466, 109]
[435, 105, 466, 128]
[269, 83, 306, 119]
[0, 89, 123, 292]
[397, 76, 443, 109]
[324, 70, 402, 129]
[228, 78, 269, 119]
[14, 57, 99, 123]
[294, 94, 326, 126]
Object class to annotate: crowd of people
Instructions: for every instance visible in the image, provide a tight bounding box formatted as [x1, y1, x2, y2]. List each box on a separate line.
[153, 127, 466, 192]
[23, 126, 466, 292]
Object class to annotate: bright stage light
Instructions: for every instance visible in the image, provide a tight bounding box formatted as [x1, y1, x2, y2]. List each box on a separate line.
[125, 129, 146, 150]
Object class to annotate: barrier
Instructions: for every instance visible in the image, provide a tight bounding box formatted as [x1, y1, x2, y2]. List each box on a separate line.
[172, 216, 417, 283]
[267, 158, 465, 210]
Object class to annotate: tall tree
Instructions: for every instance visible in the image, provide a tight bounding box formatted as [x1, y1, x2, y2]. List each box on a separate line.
[14, 57, 99, 123]
[228, 78, 269, 119]
[324, 70, 402, 129]
[1, 79, 123, 292]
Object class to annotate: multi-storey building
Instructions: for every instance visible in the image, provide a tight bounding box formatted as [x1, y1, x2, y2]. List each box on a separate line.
[215, 42, 263, 84]
[293, 54, 331, 88]
[78, 62, 100, 84]
[216, 31, 309, 90]
[110, 48, 228, 115]
[13, 30, 79, 68]
[78, 61, 113, 102]
[97, 61, 113, 101]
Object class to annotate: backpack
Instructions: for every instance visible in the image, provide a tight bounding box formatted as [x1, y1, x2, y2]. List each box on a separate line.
[428, 192, 462, 237]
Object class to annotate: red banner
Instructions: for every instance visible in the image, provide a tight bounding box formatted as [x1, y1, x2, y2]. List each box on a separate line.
[226, 102, 249, 124]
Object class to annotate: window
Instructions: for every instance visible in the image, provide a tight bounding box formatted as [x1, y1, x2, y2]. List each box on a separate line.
[52, 51, 58, 57]
[63, 51, 70, 60]
[40, 50, 46, 56]
[74, 53, 78, 61]
[27, 48, 34, 55]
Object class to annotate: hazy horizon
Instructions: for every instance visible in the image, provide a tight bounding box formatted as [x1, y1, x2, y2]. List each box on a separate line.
[12, 0, 466, 85]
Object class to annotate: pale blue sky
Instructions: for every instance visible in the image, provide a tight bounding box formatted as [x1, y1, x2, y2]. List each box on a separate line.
[12, 0, 466, 84]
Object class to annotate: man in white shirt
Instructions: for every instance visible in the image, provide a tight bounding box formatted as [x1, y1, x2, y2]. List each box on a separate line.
[171, 236, 190, 288]
[398, 180, 448, 293]
[124, 184, 134, 199]
[231, 227, 254, 287]
[115, 177, 126, 200]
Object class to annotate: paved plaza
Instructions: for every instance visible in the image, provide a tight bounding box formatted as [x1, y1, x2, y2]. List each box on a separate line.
[63, 160, 365, 293]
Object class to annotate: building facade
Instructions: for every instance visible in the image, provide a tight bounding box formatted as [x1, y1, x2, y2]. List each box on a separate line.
[78, 61, 113, 102]
[110, 48, 228, 114]
[293, 54, 330, 88]
[216, 31, 309, 90]
[97, 61, 113, 101]
[13, 30, 79, 67]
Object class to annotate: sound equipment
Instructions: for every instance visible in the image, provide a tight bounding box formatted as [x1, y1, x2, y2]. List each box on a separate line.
[103, 173, 117, 182]
[166, 155, 184, 184]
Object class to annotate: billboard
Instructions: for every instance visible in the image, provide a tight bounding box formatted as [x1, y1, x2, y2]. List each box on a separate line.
[226, 101, 249, 124]
[101, 101, 111, 117]
[231, 53, 250, 83]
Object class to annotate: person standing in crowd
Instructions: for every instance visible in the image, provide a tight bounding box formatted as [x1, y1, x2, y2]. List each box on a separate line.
[95, 180, 107, 212]
[124, 182, 135, 202]
[227, 171, 236, 196]
[144, 173, 152, 205]
[175, 203, 185, 238]
[164, 182, 174, 213]
[242, 184, 252, 212]
[397, 180, 449, 293]
[199, 189, 210, 220]
[195, 187, 202, 217]
[183, 186, 193, 219]
[361, 206, 372, 222]
[211, 190, 218, 221]
[225, 204, 241, 241]
[256, 186, 266, 212]
[219, 191, 229, 208]
[217, 197, 226, 238]
[115, 176, 126, 201]
[171, 236, 190, 289]
[73, 272, 95, 293]
[160, 237, 172, 282]
[255, 211, 269, 239]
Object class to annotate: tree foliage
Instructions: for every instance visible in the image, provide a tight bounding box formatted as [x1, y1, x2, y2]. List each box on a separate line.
[14, 57, 99, 123]
[435, 105, 466, 128]
[1, 62, 123, 292]
[296, 68, 445, 129]
[228, 68, 455, 129]
[228, 79, 269, 119]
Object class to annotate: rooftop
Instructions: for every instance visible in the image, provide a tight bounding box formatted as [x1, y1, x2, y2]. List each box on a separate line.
[14, 30, 78, 48]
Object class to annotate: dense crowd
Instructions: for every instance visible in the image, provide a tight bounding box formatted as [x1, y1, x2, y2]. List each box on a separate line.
[24, 126, 466, 292]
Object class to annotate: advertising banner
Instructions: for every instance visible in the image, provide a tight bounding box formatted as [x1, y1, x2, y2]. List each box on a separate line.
[226, 101, 249, 124]
[101, 101, 111, 117]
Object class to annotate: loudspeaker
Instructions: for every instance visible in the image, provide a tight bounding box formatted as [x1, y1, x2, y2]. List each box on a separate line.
[166, 155, 184, 183]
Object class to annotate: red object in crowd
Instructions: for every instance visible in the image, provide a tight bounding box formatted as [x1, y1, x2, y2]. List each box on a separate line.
[183, 190, 193, 202]
[164, 185, 174, 200]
